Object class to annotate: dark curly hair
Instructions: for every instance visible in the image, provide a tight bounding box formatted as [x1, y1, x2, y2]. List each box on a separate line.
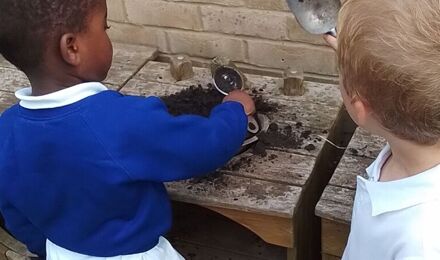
[0, 0, 101, 73]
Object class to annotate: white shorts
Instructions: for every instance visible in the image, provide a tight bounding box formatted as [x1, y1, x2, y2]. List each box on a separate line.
[46, 237, 185, 260]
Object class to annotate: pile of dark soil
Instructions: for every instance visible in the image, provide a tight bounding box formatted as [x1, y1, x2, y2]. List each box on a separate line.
[160, 84, 279, 116]
[160, 84, 317, 162]
[161, 84, 223, 116]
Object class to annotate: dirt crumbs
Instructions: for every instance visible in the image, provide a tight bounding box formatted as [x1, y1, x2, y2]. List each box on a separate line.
[160, 84, 278, 116]
[347, 146, 377, 158]
[252, 122, 318, 156]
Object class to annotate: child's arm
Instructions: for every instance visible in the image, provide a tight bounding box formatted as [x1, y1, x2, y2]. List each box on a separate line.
[0, 204, 46, 258]
[124, 97, 248, 182]
[85, 93, 249, 182]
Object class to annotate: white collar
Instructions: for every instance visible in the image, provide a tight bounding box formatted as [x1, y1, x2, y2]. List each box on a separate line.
[15, 82, 108, 109]
[360, 144, 440, 216]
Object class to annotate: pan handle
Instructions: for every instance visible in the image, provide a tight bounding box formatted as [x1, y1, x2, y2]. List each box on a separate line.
[326, 28, 337, 38]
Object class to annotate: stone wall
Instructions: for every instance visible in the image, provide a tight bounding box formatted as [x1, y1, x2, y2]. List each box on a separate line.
[107, 0, 337, 77]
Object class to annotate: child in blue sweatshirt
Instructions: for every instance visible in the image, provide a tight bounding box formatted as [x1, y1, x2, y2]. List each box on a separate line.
[0, 0, 254, 259]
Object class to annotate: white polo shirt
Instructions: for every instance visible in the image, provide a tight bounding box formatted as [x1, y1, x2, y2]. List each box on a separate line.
[343, 145, 440, 260]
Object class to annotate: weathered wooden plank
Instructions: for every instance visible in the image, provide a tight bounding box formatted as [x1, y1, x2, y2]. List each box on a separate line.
[329, 155, 371, 189]
[0, 227, 34, 259]
[166, 174, 301, 218]
[0, 91, 17, 113]
[0, 242, 9, 260]
[321, 219, 350, 258]
[343, 129, 385, 159]
[223, 150, 314, 186]
[316, 186, 355, 224]
[0, 67, 29, 93]
[0, 55, 16, 70]
[103, 43, 158, 88]
[207, 206, 293, 248]
[328, 129, 384, 189]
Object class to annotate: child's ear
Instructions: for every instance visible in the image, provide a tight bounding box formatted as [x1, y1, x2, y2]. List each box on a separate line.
[351, 97, 370, 128]
[59, 33, 80, 66]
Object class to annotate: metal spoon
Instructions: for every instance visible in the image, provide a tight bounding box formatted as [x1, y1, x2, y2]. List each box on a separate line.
[286, 0, 340, 37]
[212, 66, 244, 96]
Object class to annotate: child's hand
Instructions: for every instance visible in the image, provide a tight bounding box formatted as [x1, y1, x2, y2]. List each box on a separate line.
[324, 34, 338, 51]
[223, 90, 256, 116]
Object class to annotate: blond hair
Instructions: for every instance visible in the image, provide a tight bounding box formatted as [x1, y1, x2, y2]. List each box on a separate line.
[338, 0, 440, 144]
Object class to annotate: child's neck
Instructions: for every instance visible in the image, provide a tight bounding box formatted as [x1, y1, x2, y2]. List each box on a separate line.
[28, 72, 84, 96]
[380, 135, 440, 182]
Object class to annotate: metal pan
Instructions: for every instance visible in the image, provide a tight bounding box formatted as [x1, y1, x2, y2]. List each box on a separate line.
[286, 0, 340, 37]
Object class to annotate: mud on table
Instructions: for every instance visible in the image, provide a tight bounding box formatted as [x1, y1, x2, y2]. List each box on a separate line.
[119, 60, 342, 259]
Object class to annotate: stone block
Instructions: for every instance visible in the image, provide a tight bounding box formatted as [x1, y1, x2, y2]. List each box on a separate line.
[201, 6, 289, 40]
[169, 55, 194, 81]
[107, 0, 127, 22]
[247, 40, 338, 75]
[166, 0, 244, 7]
[108, 22, 168, 52]
[281, 67, 305, 96]
[242, 0, 290, 11]
[168, 0, 290, 11]
[286, 16, 325, 44]
[125, 0, 202, 30]
[167, 30, 247, 61]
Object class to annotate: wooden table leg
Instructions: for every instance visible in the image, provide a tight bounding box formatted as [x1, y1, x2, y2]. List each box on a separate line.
[287, 247, 297, 260]
[294, 106, 357, 260]
[204, 206, 294, 249]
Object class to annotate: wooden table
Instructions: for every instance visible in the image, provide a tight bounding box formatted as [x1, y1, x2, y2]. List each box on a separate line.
[315, 129, 385, 260]
[119, 60, 343, 259]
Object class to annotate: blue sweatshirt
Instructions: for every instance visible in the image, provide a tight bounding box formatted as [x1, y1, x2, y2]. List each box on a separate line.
[0, 86, 247, 257]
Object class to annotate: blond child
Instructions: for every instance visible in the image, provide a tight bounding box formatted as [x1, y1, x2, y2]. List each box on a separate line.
[325, 0, 440, 259]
